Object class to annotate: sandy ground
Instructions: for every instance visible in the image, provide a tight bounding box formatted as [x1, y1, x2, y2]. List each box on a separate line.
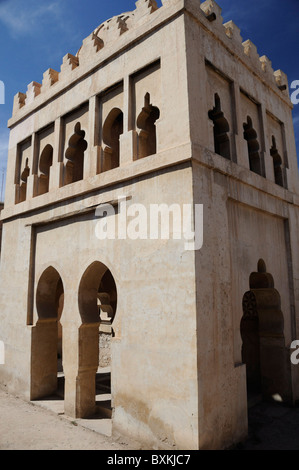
[0, 387, 139, 451]
[2, 385, 299, 450]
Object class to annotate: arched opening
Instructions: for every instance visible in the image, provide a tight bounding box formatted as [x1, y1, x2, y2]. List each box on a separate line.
[19, 158, 30, 203]
[31, 267, 64, 401]
[240, 259, 290, 407]
[136, 93, 160, 159]
[37, 144, 53, 195]
[243, 116, 263, 176]
[64, 122, 87, 185]
[78, 261, 117, 418]
[270, 136, 284, 187]
[102, 108, 123, 171]
[208, 93, 231, 160]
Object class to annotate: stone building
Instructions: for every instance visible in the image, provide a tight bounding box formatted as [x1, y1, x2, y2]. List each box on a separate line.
[0, 0, 299, 450]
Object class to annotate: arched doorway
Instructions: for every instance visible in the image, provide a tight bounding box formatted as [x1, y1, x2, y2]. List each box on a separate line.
[240, 259, 290, 406]
[31, 266, 64, 400]
[77, 261, 117, 418]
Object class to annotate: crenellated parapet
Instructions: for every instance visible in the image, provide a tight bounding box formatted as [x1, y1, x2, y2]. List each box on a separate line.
[242, 39, 260, 62]
[274, 70, 289, 92]
[13, 92, 26, 112]
[223, 20, 242, 42]
[59, 53, 79, 80]
[11, 0, 159, 117]
[25, 81, 42, 106]
[11, 0, 290, 118]
[199, 0, 289, 96]
[42, 68, 59, 91]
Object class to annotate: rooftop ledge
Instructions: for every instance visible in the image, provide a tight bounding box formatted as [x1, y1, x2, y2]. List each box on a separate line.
[8, 0, 291, 128]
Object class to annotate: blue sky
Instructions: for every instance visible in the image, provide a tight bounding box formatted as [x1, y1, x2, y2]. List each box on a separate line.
[0, 0, 298, 200]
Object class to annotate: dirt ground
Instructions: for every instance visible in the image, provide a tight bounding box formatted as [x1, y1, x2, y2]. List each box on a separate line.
[2, 386, 299, 450]
[0, 387, 139, 451]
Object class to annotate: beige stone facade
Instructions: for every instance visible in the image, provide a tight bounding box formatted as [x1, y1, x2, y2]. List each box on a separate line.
[0, 0, 299, 450]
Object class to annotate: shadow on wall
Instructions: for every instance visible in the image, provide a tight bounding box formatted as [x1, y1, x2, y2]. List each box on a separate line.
[240, 259, 292, 406]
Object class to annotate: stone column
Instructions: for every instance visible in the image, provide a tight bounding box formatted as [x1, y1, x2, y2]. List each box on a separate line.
[84, 95, 99, 178]
[257, 103, 267, 178]
[30, 319, 58, 400]
[120, 75, 137, 165]
[63, 321, 100, 418]
[50, 117, 64, 190]
[26, 132, 38, 199]
[260, 104, 273, 182]
[62, 321, 79, 418]
[231, 81, 247, 167]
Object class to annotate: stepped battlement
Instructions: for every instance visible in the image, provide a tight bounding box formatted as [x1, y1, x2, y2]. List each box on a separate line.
[11, 0, 290, 119]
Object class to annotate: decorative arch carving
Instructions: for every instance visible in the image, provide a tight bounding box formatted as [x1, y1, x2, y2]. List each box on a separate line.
[136, 93, 160, 159]
[102, 107, 123, 171]
[270, 136, 284, 187]
[37, 144, 53, 195]
[64, 122, 87, 185]
[243, 116, 263, 176]
[208, 93, 231, 160]
[19, 157, 30, 203]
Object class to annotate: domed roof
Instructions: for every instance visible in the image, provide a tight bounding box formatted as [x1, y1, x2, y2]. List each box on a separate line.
[76, 1, 159, 58]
